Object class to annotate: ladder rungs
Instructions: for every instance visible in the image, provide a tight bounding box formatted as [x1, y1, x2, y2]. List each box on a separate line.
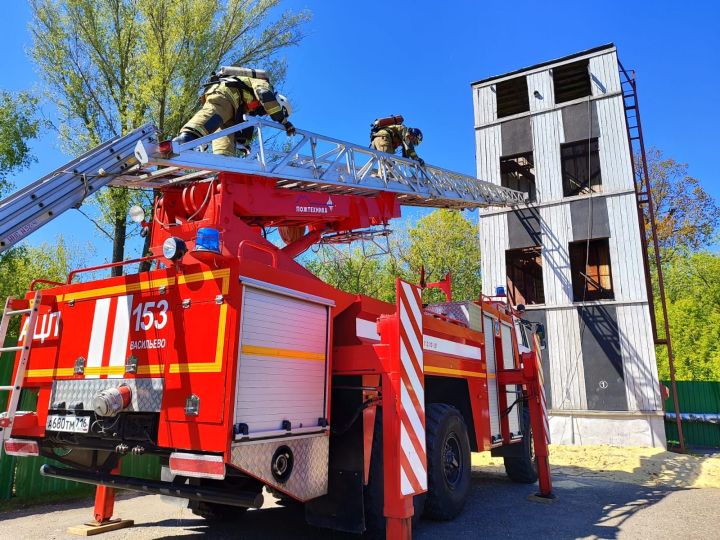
[0, 385, 16, 391]
[0, 345, 23, 352]
[5, 308, 32, 316]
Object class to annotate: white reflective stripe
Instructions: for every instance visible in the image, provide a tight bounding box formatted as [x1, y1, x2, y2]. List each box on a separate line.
[108, 295, 132, 377]
[423, 335, 481, 359]
[401, 423, 427, 489]
[400, 339, 425, 406]
[355, 318, 380, 341]
[401, 384, 425, 451]
[400, 282, 422, 328]
[400, 467, 413, 495]
[86, 298, 111, 379]
[356, 318, 481, 362]
[169, 452, 225, 480]
[399, 307, 423, 370]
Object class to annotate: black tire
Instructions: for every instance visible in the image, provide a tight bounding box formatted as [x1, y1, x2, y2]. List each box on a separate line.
[190, 500, 248, 521]
[364, 407, 425, 537]
[503, 406, 539, 484]
[424, 403, 471, 521]
[189, 475, 262, 522]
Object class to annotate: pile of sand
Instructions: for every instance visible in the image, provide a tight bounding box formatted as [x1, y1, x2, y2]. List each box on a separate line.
[472, 445, 720, 488]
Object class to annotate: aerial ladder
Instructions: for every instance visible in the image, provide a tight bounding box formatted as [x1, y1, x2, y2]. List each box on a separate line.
[0, 117, 526, 253]
[0, 118, 550, 539]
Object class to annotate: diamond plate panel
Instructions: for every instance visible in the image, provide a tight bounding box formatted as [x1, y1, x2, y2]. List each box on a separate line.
[50, 378, 164, 412]
[230, 433, 328, 501]
[425, 301, 471, 325]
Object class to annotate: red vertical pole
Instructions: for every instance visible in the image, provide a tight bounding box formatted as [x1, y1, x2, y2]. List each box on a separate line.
[93, 464, 120, 524]
[376, 279, 427, 539]
[522, 349, 553, 498]
[382, 371, 413, 539]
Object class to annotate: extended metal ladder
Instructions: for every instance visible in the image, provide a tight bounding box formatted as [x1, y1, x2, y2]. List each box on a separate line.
[0, 291, 41, 440]
[0, 118, 526, 254]
[123, 117, 527, 210]
[0, 124, 157, 253]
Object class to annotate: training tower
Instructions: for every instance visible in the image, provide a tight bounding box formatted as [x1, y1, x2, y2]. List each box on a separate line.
[472, 44, 666, 447]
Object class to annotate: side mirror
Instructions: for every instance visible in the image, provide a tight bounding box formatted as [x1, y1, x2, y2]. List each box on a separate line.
[535, 323, 547, 350]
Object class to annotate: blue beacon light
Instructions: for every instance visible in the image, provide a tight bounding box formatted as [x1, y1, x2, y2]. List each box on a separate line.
[195, 227, 221, 253]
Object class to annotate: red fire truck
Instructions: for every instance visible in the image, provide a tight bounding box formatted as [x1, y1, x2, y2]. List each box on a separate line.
[0, 118, 551, 538]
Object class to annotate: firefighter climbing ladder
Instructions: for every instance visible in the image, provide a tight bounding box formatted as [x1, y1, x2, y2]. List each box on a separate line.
[0, 118, 526, 253]
[127, 117, 527, 209]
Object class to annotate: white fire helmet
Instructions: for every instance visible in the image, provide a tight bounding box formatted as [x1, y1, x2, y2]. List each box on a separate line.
[276, 94, 292, 116]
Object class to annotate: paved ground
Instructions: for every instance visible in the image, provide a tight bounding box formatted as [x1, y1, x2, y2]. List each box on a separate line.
[2, 465, 719, 539]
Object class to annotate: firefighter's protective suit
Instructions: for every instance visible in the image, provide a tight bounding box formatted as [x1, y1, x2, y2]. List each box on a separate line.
[178, 76, 294, 156]
[370, 125, 424, 165]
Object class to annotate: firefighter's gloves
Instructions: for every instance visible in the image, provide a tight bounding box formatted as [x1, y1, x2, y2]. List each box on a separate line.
[173, 131, 199, 145]
[282, 119, 296, 137]
[237, 144, 251, 157]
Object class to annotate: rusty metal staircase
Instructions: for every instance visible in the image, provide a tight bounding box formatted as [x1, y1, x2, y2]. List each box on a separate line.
[619, 60, 685, 451]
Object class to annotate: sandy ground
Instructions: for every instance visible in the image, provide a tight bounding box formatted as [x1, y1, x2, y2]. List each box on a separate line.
[2, 445, 720, 539]
[473, 444, 720, 488]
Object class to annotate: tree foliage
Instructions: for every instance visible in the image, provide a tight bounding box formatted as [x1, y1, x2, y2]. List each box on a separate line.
[0, 239, 78, 336]
[642, 148, 720, 258]
[401, 210, 482, 304]
[29, 0, 310, 272]
[657, 251, 720, 381]
[306, 210, 481, 305]
[0, 91, 42, 195]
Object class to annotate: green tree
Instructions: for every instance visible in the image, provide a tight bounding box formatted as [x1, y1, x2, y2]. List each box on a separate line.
[641, 148, 720, 259]
[400, 210, 481, 304]
[0, 240, 74, 301]
[0, 91, 41, 195]
[29, 0, 310, 274]
[306, 247, 396, 303]
[656, 251, 720, 381]
[306, 209, 481, 305]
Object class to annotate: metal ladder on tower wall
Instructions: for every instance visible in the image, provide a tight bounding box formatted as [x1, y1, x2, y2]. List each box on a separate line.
[0, 291, 41, 440]
[0, 124, 157, 253]
[618, 60, 685, 451]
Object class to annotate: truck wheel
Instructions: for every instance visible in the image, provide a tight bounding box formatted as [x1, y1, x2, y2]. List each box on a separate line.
[189, 476, 262, 522]
[364, 407, 425, 536]
[503, 407, 539, 484]
[190, 500, 247, 521]
[424, 403, 471, 521]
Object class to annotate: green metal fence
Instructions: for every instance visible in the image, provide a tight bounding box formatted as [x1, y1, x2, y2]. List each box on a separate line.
[0, 334, 161, 503]
[663, 380, 720, 448]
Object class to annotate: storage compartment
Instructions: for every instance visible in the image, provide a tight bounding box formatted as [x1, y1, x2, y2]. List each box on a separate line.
[234, 282, 331, 438]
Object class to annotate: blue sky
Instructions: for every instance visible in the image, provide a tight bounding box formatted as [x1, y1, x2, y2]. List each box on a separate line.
[2, 0, 719, 263]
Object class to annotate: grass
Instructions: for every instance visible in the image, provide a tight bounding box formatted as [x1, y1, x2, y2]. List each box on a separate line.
[0, 485, 94, 513]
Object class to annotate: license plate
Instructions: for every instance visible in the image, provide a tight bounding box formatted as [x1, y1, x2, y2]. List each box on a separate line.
[46, 414, 90, 433]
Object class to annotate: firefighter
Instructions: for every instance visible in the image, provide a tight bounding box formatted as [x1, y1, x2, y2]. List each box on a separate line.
[370, 119, 424, 166]
[175, 67, 295, 156]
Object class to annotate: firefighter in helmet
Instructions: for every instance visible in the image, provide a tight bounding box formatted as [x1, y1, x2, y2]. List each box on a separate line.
[370, 117, 424, 166]
[175, 67, 295, 156]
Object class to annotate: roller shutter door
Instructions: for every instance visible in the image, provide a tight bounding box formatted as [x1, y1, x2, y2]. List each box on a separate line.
[483, 314, 502, 443]
[501, 321, 522, 439]
[234, 285, 329, 437]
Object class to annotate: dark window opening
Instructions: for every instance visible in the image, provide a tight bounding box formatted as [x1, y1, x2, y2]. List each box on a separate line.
[561, 138, 601, 197]
[506, 247, 545, 305]
[569, 239, 614, 302]
[553, 59, 591, 103]
[500, 152, 536, 202]
[496, 76, 530, 118]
